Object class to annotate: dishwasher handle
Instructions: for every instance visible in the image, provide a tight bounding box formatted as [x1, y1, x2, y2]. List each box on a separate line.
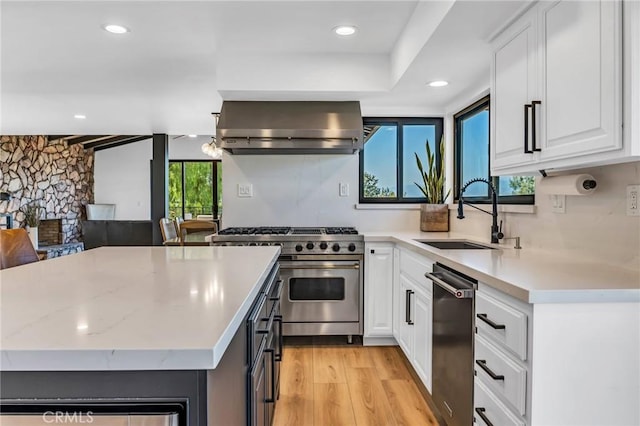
[425, 272, 474, 299]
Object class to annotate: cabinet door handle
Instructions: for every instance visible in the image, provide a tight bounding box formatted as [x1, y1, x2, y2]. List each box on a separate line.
[531, 100, 541, 151]
[274, 314, 283, 362]
[405, 289, 414, 325]
[477, 313, 506, 330]
[475, 408, 494, 426]
[265, 348, 276, 403]
[475, 360, 505, 380]
[524, 103, 533, 154]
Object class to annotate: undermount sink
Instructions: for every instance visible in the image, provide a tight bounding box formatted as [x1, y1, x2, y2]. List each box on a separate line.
[415, 240, 497, 250]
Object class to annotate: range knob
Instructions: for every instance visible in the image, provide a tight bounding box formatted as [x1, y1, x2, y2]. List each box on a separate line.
[332, 243, 341, 252]
[320, 242, 328, 250]
[249, 242, 258, 246]
[295, 244, 303, 252]
[306, 242, 315, 250]
[348, 243, 356, 252]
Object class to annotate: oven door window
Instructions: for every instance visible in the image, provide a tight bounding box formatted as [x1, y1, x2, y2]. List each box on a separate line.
[289, 277, 345, 301]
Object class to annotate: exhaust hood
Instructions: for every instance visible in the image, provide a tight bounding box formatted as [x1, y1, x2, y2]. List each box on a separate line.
[216, 101, 364, 155]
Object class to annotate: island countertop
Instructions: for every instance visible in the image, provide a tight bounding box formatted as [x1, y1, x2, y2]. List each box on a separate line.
[0, 246, 280, 372]
[363, 231, 640, 304]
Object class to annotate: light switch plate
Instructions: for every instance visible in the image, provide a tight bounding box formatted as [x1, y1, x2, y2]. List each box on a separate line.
[339, 182, 349, 197]
[238, 183, 253, 197]
[550, 194, 566, 213]
[627, 185, 640, 216]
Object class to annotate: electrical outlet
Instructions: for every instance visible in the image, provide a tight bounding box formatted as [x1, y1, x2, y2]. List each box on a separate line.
[627, 185, 640, 216]
[550, 194, 566, 214]
[339, 182, 349, 197]
[237, 183, 253, 198]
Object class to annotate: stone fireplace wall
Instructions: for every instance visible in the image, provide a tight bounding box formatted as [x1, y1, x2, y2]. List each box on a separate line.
[0, 135, 94, 242]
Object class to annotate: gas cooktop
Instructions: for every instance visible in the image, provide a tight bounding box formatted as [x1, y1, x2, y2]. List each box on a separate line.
[212, 226, 363, 255]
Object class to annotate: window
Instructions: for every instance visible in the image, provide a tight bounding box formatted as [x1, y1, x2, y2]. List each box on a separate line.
[359, 118, 444, 203]
[169, 160, 222, 219]
[454, 97, 534, 204]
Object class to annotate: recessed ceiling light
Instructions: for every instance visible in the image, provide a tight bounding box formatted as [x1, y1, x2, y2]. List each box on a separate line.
[428, 80, 449, 87]
[103, 24, 129, 34]
[74, 114, 86, 119]
[334, 25, 357, 36]
[188, 134, 197, 138]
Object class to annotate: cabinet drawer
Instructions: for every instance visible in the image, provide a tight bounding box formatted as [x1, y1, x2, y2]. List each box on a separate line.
[475, 334, 527, 415]
[474, 379, 525, 426]
[476, 291, 527, 360]
[399, 249, 433, 292]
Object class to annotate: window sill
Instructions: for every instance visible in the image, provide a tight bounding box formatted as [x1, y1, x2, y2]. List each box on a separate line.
[354, 203, 536, 214]
[355, 204, 420, 210]
[447, 203, 536, 214]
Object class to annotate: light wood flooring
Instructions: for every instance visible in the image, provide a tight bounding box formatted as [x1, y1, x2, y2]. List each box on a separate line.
[273, 344, 439, 426]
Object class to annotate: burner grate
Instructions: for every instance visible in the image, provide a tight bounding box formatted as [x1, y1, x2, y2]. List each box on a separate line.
[325, 227, 359, 235]
[291, 228, 322, 235]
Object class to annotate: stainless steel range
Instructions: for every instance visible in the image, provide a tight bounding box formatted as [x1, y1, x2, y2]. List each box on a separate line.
[211, 227, 364, 341]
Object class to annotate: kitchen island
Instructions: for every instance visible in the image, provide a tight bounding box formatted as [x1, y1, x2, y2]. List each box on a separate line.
[0, 246, 280, 425]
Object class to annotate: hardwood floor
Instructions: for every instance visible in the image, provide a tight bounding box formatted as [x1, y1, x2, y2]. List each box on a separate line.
[273, 344, 439, 426]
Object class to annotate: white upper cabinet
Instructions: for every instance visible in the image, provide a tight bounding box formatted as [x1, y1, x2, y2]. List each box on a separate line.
[537, 0, 622, 160]
[491, 0, 626, 175]
[491, 8, 538, 170]
[624, 0, 640, 156]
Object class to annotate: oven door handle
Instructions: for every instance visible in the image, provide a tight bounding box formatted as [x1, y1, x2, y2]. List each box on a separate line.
[280, 263, 360, 270]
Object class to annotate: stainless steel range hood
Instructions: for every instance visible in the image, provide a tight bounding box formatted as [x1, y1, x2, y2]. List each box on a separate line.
[216, 101, 363, 154]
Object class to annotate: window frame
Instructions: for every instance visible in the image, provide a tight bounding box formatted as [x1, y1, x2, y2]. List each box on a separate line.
[169, 159, 221, 219]
[359, 117, 444, 204]
[453, 96, 534, 205]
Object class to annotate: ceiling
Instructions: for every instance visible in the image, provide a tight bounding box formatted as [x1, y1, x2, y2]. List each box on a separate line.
[0, 0, 526, 136]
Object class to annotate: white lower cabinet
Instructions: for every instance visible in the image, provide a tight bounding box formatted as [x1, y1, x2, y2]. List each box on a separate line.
[475, 379, 526, 426]
[475, 284, 531, 426]
[411, 284, 432, 392]
[394, 248, 434, 393]
[396, 273, 414, 357]
[364, 243, 394, 340]
[475, 334, 527, 415]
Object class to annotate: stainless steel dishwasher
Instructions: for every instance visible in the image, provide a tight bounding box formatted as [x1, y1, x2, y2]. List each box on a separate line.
[426, 263, 477, 426]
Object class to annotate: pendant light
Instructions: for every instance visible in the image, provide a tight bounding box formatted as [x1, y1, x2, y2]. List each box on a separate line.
[201, 113, 223, 159]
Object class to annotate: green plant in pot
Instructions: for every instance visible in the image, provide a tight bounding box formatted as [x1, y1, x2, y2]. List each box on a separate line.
[21, 202, 42, 249]
[21, 202, 42, 228]
[414, 137, 451, 232]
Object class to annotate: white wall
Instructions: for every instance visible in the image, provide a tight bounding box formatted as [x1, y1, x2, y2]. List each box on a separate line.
[94, 139, 152, 220]
[93, 136, 213, 220]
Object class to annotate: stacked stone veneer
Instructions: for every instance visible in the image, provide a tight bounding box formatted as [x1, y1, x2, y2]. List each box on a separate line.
[0, 135, 94, 243]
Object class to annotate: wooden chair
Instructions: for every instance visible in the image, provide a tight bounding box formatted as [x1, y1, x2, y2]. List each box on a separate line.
[0, 229, 39, 270]
[174, 217, 184, 236]
[159, 218, 177, 243]
[179, 220, 218, 245]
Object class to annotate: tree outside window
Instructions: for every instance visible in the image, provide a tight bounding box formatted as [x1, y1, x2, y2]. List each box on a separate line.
[169, 160, 221, 219]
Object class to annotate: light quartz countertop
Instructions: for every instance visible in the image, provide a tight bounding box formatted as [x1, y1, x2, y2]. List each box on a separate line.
[363, 231, 640, 304]
[0, 246, 280, 372]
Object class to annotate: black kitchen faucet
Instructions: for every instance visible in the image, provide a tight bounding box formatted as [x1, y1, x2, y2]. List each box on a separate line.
[457, 178, 504, 244]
